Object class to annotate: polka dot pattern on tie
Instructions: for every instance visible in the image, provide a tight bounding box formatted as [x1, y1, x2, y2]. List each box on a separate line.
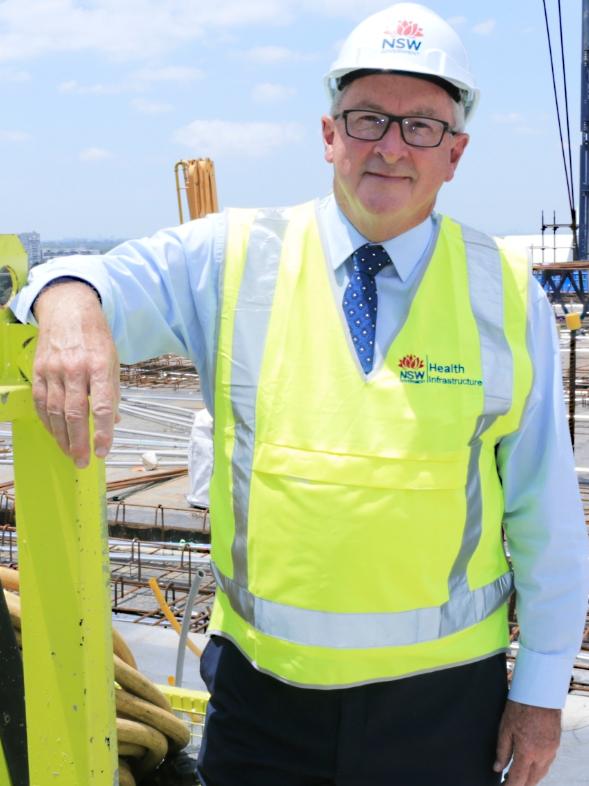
[342, 243, 392, 374]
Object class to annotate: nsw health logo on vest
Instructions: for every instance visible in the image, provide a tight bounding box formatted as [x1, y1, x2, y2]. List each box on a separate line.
[398, 355, 483, 387]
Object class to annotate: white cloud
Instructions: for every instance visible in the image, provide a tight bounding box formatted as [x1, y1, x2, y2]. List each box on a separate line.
[298, 0, 394, 17]
[131, 66, 203, 83]
[0, 0, 296, 63]
[0, 130, 31, 142]
[252, 82, 295, 103]
[245, 46, 315, 64]
[492, 113, 525, 125]
[515, 127, 543, 137]
[0, 1, 197, 62]
[79, 147, 112, 161]
[173, 119, 304, 157]
[59, 79, 122, 95]
[472, 19, 496, 35]
[131, 98, 173, 114]
[491, 113, 542, 136]
[0, 67, 30, 82]
[58, 65, 203, 97]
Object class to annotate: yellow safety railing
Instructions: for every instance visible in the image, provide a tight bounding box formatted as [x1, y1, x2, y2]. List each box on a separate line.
[0, 235, 117, 785]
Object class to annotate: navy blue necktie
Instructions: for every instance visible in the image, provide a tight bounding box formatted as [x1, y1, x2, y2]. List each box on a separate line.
[342, 243, 392, 374]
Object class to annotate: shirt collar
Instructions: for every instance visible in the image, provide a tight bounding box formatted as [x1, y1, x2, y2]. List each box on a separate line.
[317, 193, 436, 283]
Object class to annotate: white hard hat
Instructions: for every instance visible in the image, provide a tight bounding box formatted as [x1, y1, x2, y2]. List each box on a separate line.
[325, 2, 479, 122]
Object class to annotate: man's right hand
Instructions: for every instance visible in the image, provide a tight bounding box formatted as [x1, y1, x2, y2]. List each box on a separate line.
[32, 281, 120, 468]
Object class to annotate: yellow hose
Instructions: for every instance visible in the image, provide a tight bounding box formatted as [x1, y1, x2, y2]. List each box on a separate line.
[147, 577, 202, 659]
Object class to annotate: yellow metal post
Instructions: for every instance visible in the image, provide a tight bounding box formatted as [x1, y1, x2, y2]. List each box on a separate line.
[0, 748, 11, 785]
[0, 235, 117, 785]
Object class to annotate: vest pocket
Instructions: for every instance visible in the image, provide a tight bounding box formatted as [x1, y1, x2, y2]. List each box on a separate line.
[253, 441, 468, 490]
[247, 441, 469, 612]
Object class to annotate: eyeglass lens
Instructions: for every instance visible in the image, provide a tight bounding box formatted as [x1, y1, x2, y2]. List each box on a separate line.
[344, 111, 447, 147]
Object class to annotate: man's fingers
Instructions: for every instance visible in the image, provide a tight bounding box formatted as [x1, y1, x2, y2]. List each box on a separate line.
[90, 358, 120, 460]
[92, 397, 116, 459]
[34, 352, 117, 467]
[505, 755, 553, 786]
[32, 374, 51, 434]
[497, 701, 561, 786]
[525, 761, 552, 786]
[503, 754, 530, 786]
[63, 376, 91, 468]
[44, 373, 71, 457]
[32, 281, 119, 465]
[494, 723, 513, 773]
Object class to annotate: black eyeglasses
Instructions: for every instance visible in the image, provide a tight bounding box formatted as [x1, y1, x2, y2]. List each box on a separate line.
[335, 109, 457, 148]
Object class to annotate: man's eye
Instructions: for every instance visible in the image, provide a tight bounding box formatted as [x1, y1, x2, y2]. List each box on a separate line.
[357, 113, 384, 125]
[408, 120, 431, 131]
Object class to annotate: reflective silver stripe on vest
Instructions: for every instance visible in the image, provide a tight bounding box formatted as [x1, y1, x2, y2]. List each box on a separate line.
[222, 213, 514, 649]
[230, 208, 290, 588]
[213, 562, 512, 648]
[461, 225, 513, 418]
[444, 225, 515, 633]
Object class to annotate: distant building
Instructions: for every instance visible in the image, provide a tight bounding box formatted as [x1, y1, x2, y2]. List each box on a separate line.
[495, 233, 574, 266]
[42, 248, 99, 262]
[18, 232, 42, 268]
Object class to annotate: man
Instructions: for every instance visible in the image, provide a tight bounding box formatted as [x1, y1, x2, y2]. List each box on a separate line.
[12, 4, 589, 785]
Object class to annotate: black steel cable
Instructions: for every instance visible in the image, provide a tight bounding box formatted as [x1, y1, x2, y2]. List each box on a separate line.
[557, 0, 577, 214]
[542, 0, 575, 213]
[0, 581, 29, 786]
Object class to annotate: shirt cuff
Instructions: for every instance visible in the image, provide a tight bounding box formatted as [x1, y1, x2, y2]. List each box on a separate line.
[11, 263, 110, 327]
[509, 644, 576, 708]
[32, 276, 101, 313]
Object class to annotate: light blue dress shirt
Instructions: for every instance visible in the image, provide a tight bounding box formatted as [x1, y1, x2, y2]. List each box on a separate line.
[12, 193, 589, 709]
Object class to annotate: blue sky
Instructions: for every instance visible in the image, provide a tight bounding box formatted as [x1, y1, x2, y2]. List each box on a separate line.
[0, 0, 582, 240]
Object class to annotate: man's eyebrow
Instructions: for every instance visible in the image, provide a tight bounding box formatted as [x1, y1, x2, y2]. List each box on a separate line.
[345, 101, 446, 118]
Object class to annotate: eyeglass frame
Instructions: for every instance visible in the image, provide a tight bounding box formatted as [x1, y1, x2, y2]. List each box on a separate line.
[333, 109, 459, 148]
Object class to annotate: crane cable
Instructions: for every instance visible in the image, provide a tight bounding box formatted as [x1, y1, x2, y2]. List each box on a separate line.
[541, 0, 578, 249]
[556, 0, 576, 215]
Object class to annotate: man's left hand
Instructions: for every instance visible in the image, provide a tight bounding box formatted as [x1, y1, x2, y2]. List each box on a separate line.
[494, 699, 561, 785]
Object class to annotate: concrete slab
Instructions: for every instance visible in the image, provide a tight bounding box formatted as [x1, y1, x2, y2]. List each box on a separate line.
[112, 617, 208, 692]
[112, 621, 589, 785]
[539, 695, 589, 785]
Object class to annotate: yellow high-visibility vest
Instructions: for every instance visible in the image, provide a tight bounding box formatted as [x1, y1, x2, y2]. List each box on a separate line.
[208, 201, 532, 688]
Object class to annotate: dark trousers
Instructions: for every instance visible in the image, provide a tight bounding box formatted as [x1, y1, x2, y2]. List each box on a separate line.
[197, 636, 507, 786]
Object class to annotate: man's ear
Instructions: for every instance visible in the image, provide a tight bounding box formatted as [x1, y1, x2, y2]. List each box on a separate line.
[322, 115, 336, 163]
[445, 133, 469, 183]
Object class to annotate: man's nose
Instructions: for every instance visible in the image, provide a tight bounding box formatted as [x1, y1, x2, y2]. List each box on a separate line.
[372, 120, 409, 159]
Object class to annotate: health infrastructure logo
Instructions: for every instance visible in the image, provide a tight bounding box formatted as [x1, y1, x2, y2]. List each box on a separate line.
[397, 353, 483, 387]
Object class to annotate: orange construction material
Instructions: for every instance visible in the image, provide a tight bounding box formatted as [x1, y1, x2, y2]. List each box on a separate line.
[0, 565, 19, 591]
[174, 159, 219, 223]
[147, 576, 203, 658]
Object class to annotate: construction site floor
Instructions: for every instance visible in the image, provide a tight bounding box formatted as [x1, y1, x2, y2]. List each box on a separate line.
[541, 695, 589, 785]
[115, 615, 589, 785]
[113, 618, 207, 692]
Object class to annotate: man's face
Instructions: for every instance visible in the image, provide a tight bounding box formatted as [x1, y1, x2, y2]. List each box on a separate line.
[321, 73, 469, 241]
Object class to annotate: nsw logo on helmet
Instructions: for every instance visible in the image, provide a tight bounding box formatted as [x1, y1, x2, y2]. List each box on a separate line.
[382, 19, 424, 52]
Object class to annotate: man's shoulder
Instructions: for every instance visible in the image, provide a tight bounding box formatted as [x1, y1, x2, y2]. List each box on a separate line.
[432, 214, 503, 265]
[435, 213, 530, 264]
